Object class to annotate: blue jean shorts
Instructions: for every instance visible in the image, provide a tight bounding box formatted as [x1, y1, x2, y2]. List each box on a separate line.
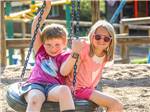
[19, 83, 59, 99]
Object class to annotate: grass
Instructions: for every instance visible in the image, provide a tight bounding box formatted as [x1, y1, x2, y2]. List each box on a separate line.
[131, 57, 148, 64]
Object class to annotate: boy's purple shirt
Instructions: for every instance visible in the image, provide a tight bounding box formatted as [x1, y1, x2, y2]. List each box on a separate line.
[26, 45, 70, 85]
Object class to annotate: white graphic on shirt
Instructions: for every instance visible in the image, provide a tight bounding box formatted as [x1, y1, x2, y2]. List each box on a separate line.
[41, 57, 58, 77]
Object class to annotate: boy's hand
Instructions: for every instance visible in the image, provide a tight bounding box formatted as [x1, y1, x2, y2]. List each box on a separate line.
[72, 39, 84, 54]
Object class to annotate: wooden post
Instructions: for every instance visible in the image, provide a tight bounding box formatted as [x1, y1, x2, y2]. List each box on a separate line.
[1, 1, 7, 67]
[91, 1, 100, 24]
[120, 44, 129, 63]
[5, 1, 14, 65]
[148, 29, 150, 37]
[20, 21, 26, 65]
[120, 21, 129, 34]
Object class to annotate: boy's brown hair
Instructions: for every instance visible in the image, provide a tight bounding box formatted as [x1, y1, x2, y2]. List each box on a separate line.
[41, 24, 68, 44]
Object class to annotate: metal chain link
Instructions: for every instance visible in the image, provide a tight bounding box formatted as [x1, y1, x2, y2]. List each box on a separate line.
[70, 0, 80, 91]
[72, 56, 79, 87]
[70, 0, 75, 38]
[70, 0, 80, 39]
[76, 0, 80, 39]
[68, 0, 75, 48]
[20, 1, 46, 80]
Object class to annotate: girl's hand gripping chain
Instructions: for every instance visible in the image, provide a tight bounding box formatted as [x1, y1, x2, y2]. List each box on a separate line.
[72, 39, 84, 54]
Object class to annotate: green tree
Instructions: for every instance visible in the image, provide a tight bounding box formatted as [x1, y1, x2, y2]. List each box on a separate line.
[80, 0, 91, 21]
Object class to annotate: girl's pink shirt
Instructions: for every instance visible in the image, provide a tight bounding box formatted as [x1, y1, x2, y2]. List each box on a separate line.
[66, 42, 106, 90]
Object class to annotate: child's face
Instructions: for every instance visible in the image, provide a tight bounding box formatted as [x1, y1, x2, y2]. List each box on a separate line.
[92, 27, 111, 51]
[44, 38, 66, 56]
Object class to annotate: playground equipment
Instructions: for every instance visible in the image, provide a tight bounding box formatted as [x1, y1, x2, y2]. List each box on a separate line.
[5, 0, 72, 20]
[120, 17, 150, 63]
[148, 52, 150, 63]
[3, 1, 149, 111]
[4, 1, 36, 65]
[4, 0, 150, 65]
[110, 0, 126, 23]
[108, 0, 150, 63]
[6, 1, 103, 112]
[4, 0, 72, 65]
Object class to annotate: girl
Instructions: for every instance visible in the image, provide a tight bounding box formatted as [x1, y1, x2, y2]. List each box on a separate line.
[20, 1, 75, 112]
[60, 20, 123, 112]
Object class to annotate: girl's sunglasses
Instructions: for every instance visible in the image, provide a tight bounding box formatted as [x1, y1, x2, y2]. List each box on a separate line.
[94, 34, 112, 42]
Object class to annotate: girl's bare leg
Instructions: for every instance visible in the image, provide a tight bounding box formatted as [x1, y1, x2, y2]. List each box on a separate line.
[47, 85, 75, 111]
[89, 90, 123, 112]
[24, 89, 45, 112]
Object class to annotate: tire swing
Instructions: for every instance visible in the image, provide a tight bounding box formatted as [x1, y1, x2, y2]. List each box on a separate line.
[6, 1, 101, 112]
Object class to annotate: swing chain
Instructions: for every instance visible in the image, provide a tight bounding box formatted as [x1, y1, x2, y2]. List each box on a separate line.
[68, 0, 75, 48]
[76, 0, 80, 39]
[73, 56, 79, 87]
[20, 2, 46, 80]
[70, 0, 75, 38]
[70, 0, 80, 90]
[69, 0, 80, 40]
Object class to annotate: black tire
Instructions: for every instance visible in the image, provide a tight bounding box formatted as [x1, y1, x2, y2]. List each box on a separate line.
[6, 82, 103, 112]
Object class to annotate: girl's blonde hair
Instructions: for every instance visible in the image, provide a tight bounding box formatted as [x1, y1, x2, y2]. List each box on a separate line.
[41, 24, 68, 44]
[88, 20, 116, 61]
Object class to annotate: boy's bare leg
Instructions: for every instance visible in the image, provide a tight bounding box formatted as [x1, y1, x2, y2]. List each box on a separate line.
[47, 85, 75, 111]
[25, 89, 45, 112]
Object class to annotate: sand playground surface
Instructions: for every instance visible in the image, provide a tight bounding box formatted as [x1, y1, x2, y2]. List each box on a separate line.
[0, 64, 150, 112]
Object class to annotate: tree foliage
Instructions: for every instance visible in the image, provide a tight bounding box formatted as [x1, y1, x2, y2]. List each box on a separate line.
[80, 1, 91, 21]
